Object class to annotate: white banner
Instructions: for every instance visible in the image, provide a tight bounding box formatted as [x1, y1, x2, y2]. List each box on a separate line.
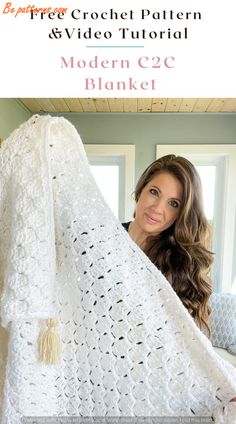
[0, 0, 235, 97]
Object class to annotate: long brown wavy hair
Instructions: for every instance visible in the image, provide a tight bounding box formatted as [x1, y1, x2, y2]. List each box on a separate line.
[134, 154, 213, 334]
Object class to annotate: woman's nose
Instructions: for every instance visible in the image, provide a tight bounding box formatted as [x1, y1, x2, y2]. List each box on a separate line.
[151, 198, 165, 214]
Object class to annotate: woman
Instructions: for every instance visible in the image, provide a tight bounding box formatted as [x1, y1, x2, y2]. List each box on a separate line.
[123, 154, 213, 334]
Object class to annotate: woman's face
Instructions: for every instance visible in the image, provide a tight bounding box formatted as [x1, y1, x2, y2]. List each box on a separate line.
[134, 171, 183, 236]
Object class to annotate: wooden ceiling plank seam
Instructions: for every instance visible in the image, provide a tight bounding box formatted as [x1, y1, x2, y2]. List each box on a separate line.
[193, 99, 212, 112]
[179, 98, 198, 113]
[94, 98, 110, 112]
[19, 98, 42, 113]
[108, 98, 124, 112]
[64, 98, 83, 112]
[206, 98, 225, 112]
[151, 98, 167, 112]
[165, 98, 182, 112]
[49, 98, 70, 112]
[79, 99, 97, 112]
[36, 99, 57, 112]
[138, 98, 152, 112]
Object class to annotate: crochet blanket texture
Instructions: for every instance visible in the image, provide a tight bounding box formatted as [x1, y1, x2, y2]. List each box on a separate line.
[0, 115, 236, 423]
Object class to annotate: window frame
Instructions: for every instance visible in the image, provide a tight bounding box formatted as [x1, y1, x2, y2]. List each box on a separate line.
[84, 144, 135, 222]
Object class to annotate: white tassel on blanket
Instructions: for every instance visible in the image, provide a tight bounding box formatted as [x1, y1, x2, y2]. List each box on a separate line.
[0, 115, 236, 423]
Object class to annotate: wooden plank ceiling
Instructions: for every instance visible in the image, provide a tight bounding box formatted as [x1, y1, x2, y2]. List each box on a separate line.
[19, 98, 236, 113]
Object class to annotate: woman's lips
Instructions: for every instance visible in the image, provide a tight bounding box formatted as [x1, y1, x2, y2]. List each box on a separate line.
[144, 213, 161, 225]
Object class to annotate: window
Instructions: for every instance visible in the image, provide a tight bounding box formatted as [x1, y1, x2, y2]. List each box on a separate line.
[84, 144, 135, 222]
[195, 165, 216, 221]
[91, 164, 119, 217]
[156, 145, 236, 293]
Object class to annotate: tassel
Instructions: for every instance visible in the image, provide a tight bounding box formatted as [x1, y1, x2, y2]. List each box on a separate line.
[38, 318, 62, 365]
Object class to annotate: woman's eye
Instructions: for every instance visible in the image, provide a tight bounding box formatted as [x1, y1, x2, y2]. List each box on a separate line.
[169, 200, 179, 208]
[149, 188, 159, 196]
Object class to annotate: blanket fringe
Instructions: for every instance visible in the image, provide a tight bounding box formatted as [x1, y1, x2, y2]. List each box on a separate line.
[38, 319, 62, 365]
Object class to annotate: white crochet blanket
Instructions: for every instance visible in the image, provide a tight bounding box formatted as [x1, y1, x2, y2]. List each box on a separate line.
[0, 115, 236, 423]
